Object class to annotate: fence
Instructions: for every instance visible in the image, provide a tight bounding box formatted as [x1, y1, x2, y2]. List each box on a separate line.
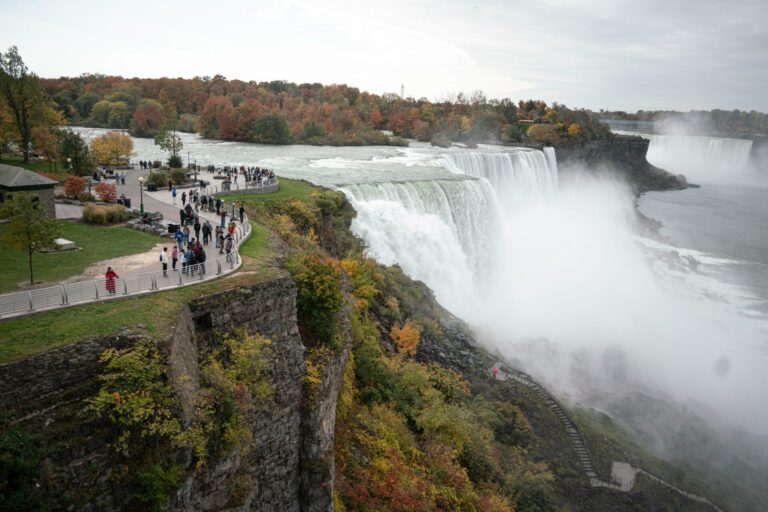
[0, 216, 252, 320]
[201, 178, 278, 196]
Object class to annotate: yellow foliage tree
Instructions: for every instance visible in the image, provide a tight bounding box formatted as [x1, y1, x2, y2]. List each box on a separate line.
[567, 122, 582, 138]
[90, 131, 133, 166]
[390, 319, 421, 356]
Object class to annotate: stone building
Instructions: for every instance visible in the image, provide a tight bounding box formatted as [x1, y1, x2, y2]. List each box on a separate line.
[0, 163, 57, 217]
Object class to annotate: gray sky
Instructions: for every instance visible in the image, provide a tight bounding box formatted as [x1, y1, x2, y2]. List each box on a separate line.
[2, 0, 766, 111]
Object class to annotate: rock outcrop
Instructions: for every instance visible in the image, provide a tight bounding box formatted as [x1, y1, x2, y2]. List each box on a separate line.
[555, 135, 690, 192]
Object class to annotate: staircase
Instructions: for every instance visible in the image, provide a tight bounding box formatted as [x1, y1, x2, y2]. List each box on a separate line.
[491, 363, 726, 511]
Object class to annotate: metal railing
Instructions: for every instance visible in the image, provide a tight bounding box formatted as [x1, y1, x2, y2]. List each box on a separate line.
[0, 215, 251, 319]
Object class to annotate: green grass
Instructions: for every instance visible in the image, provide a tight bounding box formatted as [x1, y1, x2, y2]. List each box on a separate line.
[220, 177, 318, 206]
[0, 221, 278, 363]
[0, 220, 161, 292]
[0, 154, 65, 180]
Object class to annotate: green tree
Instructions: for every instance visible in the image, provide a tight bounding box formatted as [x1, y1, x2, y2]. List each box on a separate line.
[251, 114, 291, 144]
[1, 192, 60, 284]
[0, 46, 49, 162]
[154, 127, 183, 167]
[74, 91, 100, 119]
[59, 129, 93, 175]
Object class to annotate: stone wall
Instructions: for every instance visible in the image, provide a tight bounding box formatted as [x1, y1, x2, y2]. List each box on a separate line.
[169, 275, 306, 512]
[0, 332, 137, 422]
[555, 135, 689, 192]
[0, 274, 351, 512]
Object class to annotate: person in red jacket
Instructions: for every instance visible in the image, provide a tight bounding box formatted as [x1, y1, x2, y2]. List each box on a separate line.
[105, 267, 118, 294]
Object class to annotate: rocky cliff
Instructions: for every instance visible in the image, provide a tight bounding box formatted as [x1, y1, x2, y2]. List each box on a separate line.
[555, 135, 690, 192]
[0, 276, 346, 512]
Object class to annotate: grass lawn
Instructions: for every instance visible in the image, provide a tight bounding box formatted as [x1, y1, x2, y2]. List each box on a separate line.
[0, 220, 160, 292]
[220, 177, 317, 206]
[0, 221, 277, 363]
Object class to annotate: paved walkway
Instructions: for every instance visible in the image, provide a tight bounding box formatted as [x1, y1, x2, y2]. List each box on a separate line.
[0, 167, 258, 319]
[490, 362, 727, 512]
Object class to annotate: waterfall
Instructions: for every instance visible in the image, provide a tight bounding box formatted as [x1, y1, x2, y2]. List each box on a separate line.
[640, 133, 753, 177]
[442, 148, 559, 203]
[341, 178, 502, 313]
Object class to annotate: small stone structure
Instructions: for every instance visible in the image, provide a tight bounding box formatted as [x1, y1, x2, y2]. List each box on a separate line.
[0, 163, 57, 217]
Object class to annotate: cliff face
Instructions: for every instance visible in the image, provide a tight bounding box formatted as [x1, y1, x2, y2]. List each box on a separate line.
[0, 276, 345, 512]
[555, 135, 689, 192]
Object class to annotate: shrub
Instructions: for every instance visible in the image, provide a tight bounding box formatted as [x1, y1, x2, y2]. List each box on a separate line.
[85, 338, 181, 456]
[390, 320, 421, 356]
[93, 182, 117, 202]
[0, 429, 49, 511]
[152, 160, 162, 169]
[82, 203, 128, 224]
[64, 175, 87, 199]
[288, 254, 344, 348]
[146, 171, 169, 188]
[169, 168, 187, 184]
[167, 154, 183, 168]
[77, 192, 96, 202]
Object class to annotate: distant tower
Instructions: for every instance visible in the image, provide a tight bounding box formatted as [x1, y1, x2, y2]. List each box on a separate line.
[400, 84, 405, 98]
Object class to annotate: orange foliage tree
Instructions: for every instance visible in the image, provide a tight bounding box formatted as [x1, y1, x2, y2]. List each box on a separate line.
[390, 319, 421, 356]
[63, 175, 87, 198]
[94, 182, 117, 202]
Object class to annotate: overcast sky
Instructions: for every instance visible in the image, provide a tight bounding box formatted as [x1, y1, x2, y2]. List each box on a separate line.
[2, 0, 766, 112]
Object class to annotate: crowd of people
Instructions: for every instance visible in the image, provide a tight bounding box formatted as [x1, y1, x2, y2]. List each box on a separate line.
[208, 165, 276, 188]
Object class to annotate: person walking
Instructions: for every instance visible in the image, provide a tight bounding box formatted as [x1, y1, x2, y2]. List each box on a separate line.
[194, 218, 201, 242]
[181, 191, 187, 206]
[180, 249, 187, 275]
[219, 208, 227, 228]
[185, 246, 196, 275]
[179, 207, 186, 227]
[183, 224, 190, 245]
[202, 220, 212, 245]
[171, 245, 178, 271]
[105, 267, 119, 294]
[174, 226, 185, 249]
[172, 186, 177, 205]
[198, 245, 207, 275]
[160, 247, 169, 277]
[224, 235, 234, 263]
[239, 203, 245, 223]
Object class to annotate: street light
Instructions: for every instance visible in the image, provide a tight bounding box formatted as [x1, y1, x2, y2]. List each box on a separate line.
[138, 176, 145, 215]
[66, 157, 72, 171]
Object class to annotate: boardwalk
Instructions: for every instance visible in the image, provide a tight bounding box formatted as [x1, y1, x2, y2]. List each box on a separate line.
[490, 362, 727, 512]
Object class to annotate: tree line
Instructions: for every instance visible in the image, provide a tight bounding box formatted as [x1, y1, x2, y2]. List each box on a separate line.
[3, 44, 612, 159]
[602, 109, 768, 138]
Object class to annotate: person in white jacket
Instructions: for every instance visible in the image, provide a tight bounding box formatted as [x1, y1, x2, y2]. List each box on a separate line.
[160, 247, 169, 277]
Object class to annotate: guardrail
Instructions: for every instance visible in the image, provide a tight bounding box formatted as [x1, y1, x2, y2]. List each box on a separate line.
[201, 178, 278, 196]
[0, 215, 252, 320]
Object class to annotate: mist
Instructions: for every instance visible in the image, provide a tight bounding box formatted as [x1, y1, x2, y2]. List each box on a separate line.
[345, 145, 768, 439]
[470, 171, 768, 435]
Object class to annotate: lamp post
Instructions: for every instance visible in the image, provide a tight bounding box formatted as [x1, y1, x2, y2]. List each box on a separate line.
[87, 176, 92, 196]
[66, 157, 72, 171]
[138, 176, 145, 215]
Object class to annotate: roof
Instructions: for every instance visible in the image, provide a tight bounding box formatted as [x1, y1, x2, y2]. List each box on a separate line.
[0, 163, 58, 189]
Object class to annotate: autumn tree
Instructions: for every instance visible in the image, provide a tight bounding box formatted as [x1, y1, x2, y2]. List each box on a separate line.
[0, 46, 60, 162]
[90, 131, 133, 166]
[131, 98, 166, 137]
[63, 175, 87, 198]
[526, 124, 560, 145]
[390, 320, 421, 356]
[94, 182, 117, 202]
[0, 192, 60, 284]
[31, 126, 60, 170]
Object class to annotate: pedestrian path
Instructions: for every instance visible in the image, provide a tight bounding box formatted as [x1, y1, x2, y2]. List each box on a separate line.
[490, 362, 727, 512]
[0, 167, 264, 319]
